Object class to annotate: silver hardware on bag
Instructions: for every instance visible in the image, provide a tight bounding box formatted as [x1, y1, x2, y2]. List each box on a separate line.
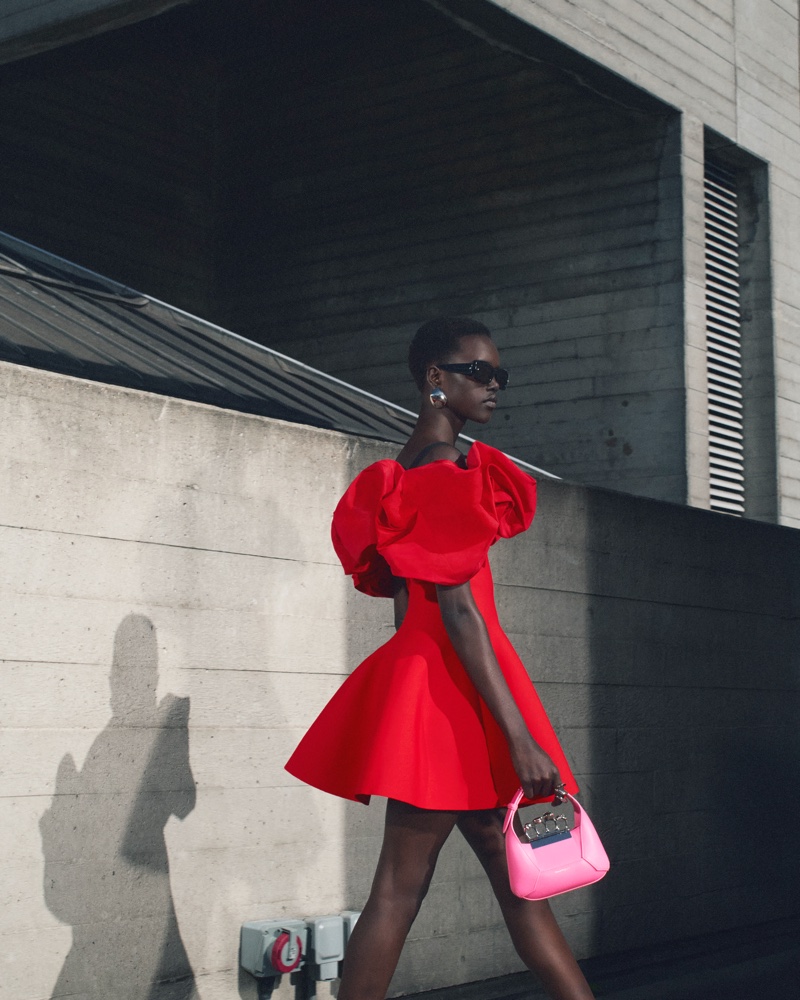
[523, 812, 570, 842]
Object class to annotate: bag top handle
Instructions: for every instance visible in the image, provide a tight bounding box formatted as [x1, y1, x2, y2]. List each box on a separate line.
[502, 788, 582, 835]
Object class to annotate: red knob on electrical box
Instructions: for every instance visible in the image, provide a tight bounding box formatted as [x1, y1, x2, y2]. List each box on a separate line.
[269, 930, 303, 974]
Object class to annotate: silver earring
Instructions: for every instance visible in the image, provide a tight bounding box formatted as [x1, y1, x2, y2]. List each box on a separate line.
[429, 388, 447, 408]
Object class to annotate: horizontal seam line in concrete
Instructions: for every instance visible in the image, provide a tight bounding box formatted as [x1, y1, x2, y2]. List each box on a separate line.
[181, 667, 348, 675]
[0, 522, 331, 563]
[541, 679, 800, 692]
[0, 659, 105, 666]
[498, 582, 797, 618]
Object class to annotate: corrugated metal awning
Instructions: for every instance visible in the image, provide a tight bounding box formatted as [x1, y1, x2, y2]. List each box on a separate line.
[0, 230, 557, 477]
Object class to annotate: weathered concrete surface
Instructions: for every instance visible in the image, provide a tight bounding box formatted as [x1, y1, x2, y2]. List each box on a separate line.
[2, 362, 799, 999]
[479, 0, 800, 524]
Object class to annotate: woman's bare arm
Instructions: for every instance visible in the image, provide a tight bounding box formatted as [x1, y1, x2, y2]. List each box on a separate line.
[436, 580, 560, 801]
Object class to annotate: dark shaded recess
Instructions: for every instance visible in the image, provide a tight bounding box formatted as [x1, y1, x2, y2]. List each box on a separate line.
[0, 0, 679, 489]
[0, 2, 190, 69]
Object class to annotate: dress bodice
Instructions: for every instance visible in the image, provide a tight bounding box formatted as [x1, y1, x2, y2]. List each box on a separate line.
[331, 441, 537, 596]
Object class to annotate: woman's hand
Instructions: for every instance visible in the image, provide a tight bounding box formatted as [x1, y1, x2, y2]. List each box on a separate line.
[508, 730, 561, 802]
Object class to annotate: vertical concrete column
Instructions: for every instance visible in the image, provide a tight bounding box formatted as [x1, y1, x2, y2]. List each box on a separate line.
[674, 113, 711, 509]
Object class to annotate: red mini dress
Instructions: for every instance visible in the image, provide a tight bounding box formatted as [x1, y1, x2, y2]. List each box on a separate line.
[285, 441, 578, 811]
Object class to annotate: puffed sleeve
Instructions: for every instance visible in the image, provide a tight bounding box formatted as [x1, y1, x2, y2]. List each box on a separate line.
[331, 461, 402, 597]
[376, 442, 536, 585]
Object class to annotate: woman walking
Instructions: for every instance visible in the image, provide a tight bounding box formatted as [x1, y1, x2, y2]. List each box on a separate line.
[286, 317, 594, 1000]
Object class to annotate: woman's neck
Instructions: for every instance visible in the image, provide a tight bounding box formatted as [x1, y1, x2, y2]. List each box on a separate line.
[394, 401, 465, 467]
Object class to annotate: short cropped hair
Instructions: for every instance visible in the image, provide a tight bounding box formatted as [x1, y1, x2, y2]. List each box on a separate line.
[408, 317, 492, 390]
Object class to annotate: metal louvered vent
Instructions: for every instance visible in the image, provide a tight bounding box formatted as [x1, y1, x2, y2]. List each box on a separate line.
[704, 161, 745, 515]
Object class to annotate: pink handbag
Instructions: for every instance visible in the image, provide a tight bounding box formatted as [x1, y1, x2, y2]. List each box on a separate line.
[503, 788, 610, 900]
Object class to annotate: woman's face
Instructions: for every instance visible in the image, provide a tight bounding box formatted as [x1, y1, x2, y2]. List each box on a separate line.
[432, 334, 503, 425]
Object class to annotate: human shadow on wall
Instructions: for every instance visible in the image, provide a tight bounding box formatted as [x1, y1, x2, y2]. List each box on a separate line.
[40, 614, 200, 1000]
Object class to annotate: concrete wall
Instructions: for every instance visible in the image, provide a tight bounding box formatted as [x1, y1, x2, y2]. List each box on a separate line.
[2, 360, 800, 999]
[217, 1, 688, 504]
[0, 0, 689, 503]
[1, 0, 798, 522]
[478, 0, 800, 522]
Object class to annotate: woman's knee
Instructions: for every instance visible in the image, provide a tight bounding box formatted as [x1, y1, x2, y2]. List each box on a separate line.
[370, 799, 457, 913]
[458, 809, 507, 869]
[374, 860, 435, 911]
[365, 849, 439, 930]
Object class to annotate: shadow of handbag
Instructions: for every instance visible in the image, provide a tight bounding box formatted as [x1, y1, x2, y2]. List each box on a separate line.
[503, 788, 610, 900]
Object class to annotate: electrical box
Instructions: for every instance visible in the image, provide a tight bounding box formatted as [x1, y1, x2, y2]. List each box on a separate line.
[307, 915, 345, 981]
[341, 910, 360, 945]
[240, 919, 307, 978]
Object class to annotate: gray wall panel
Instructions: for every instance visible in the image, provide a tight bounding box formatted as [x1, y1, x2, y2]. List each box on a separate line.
[2, 361, 799, 998]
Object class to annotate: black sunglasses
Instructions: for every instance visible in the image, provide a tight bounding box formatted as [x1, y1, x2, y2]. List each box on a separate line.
[437, 359, 510, 390]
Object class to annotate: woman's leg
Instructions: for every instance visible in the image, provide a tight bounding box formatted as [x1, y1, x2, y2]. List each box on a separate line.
[457, 810, 595, 1000]
[338, 798, 459, 1000]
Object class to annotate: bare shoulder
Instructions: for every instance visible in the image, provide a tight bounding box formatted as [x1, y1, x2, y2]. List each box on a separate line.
[413, 442, 467, 468]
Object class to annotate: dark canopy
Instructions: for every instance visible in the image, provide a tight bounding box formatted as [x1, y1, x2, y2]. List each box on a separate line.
[0, 229, 553, 475]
